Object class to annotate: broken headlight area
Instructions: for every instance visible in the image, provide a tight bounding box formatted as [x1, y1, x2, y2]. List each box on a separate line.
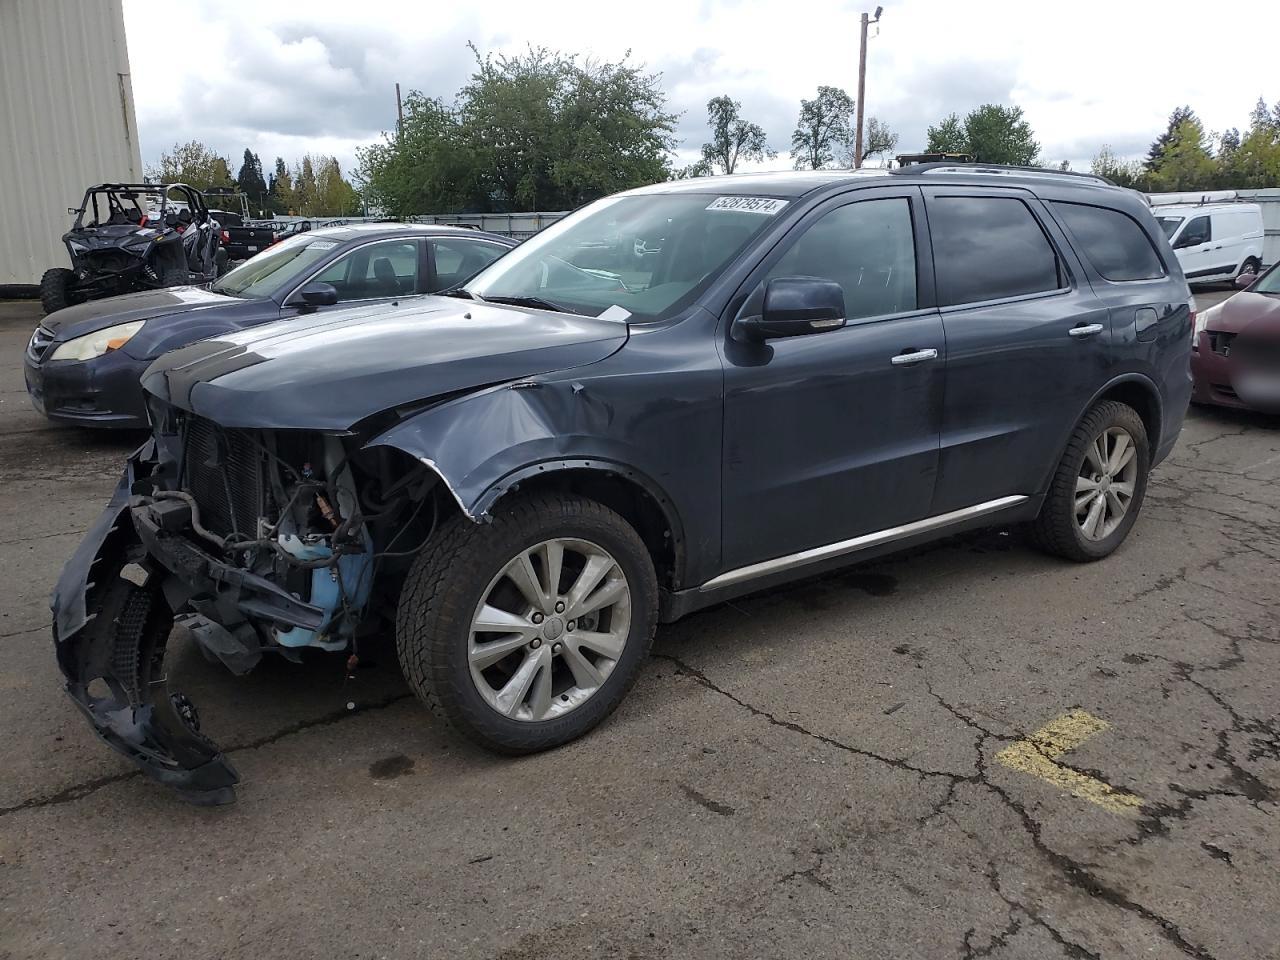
[52, 408, 439, 805]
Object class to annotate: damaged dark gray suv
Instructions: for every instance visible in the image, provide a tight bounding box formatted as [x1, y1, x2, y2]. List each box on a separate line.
[54, 165, 1193, 803]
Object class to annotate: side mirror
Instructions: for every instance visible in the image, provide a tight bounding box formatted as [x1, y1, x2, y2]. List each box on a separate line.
[734, 277, 847, 342]
[295, 281, 339, 308]
[1234, 273, 1256, 290]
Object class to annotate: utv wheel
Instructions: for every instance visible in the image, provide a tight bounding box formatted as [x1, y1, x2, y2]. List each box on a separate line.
[39, 267, 78, 314]
[1032, 400, 1149, 562]
[161, 267, 191, 287]
[396, 493, 659, 754]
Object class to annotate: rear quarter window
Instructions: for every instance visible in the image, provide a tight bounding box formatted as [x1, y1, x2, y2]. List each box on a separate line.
[1050, 201, 1165, 282]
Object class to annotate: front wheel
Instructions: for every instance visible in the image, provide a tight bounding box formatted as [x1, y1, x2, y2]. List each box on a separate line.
[1032, 400, 1150, 562]
[396, 493, 659, 753]
[39, 267, 78, 314]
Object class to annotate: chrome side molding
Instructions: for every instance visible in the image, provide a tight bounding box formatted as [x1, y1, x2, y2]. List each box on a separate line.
[700, 495, 1029, 592]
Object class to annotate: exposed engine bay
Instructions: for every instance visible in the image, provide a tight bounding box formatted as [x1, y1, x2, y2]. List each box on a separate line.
[52, 400, 443, 804]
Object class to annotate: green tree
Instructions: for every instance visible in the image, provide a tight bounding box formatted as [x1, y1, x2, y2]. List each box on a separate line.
[790, 85, 854, 170]
[235, 149, 268, 215]
[1145, 106, 1197, 172]
[963, 104, 1039, 165]
[1219, 98, 1280, 189]
[359, 46, 676, 214]
[549, 54, 678, 206]
[1149, 117, 1215, 191]
[924, 106, 1038, 164]
[861, 117, 899, 166]
[312, 157, 361, 216]
[356, 94, 475, 217]
[925, 113, 966, 153]
[1090, 145, 1146, 190]
[150, 141, 236, 191]
[269, 157, 295, 215]
[670, 159, 714, 180]
[701, 95, 775, 174]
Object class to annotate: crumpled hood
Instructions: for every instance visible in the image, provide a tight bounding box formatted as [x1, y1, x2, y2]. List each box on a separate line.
[43, 286, 242, 338]
[1204, 290, 1280, 335]
[140, 296, 629, 430]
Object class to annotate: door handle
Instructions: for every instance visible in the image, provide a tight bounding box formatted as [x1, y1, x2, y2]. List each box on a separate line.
[1068, 323, 1105, 339]
[890, 348, 938, 366]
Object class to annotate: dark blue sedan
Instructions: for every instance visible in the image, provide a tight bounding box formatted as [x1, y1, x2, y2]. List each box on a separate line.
[24, 223, 515, 428]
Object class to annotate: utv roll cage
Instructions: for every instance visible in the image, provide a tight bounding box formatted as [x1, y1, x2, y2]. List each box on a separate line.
[69, 182, 211, 230]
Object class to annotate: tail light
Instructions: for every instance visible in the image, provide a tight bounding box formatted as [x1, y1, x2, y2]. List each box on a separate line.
[221, 230, 231, 244]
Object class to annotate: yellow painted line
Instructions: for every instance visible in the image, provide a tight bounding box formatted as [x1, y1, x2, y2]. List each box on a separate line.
[996, 710, 1143, 815]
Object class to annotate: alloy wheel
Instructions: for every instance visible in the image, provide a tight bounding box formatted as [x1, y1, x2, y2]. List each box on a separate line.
[468, 538, 632, 722]
[1075, 427, 1139, 541]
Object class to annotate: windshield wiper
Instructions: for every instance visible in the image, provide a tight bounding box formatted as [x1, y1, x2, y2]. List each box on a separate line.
[437, 287, 478, 299]
[480, 294, 576, 315]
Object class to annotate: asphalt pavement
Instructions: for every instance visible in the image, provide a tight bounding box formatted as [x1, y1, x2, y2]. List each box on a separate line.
[1, 291, 1277, 960]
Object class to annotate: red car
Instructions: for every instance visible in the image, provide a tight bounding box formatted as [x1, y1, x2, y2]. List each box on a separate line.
[1191, 262, 1280, 412]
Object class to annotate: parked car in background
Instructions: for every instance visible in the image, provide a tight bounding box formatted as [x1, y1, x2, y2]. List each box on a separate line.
[52, 165, 1192, 804]
[1192, 260, 1280, 411]
[39, 183, 227, 314]
[1153, 200, 1264, 285]
[24, 224, 514, 428]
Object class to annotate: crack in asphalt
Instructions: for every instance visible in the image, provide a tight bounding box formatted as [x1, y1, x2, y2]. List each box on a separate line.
[654, 652, 1222, 959]
[0, 691, 413, 818]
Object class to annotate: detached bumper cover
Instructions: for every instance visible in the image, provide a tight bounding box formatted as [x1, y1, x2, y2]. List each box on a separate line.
[51, 443, 241, 804]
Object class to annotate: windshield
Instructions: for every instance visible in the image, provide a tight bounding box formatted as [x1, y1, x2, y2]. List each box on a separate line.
[1252, 262, 1280, 295]
[211, 235, 340, 299]
[1155, 216, 1183, 240]
[465, 193, 784, 321]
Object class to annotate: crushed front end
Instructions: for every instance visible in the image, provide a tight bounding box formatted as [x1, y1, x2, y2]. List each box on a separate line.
[53, 400, 438, 804]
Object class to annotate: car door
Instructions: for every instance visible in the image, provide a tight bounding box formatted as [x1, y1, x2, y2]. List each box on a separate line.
[427, 237, 510, 292]
[1171, 214, 1216, 280]
[719, 188, 945, 571]
[282, 238, 426, 316]
[921, 188, 1113, 514]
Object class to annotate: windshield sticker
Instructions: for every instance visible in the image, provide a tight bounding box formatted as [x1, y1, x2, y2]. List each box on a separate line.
[706, 196, 789, 215]
[307, 239, 339, 250]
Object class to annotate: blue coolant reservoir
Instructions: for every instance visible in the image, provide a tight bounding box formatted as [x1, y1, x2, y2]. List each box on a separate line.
[273, 532, 374, 650]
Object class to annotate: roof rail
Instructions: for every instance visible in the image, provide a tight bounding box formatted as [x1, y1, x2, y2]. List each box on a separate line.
[889, 162, 1115, 186]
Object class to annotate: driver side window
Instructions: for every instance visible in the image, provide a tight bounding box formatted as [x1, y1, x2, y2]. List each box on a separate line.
[1176, 215, 1211, 249]
[765, 199, 917, 321]
[314, 240, 421, 302]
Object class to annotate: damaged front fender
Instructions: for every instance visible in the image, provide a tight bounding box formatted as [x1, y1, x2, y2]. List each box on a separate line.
[51, 441, 240, 805]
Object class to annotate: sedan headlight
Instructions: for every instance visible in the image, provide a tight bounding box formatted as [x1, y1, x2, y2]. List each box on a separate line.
[49, 320, 146, 362]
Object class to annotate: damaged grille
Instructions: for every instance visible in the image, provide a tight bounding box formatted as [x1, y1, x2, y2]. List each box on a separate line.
[182, 416, 265, 538]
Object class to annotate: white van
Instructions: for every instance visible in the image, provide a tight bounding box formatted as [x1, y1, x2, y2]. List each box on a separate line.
[1149, 195, 1264, 284]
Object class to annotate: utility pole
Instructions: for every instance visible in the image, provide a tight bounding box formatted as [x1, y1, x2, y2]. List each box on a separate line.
[853, 6, 882, 169]
[395, 83, 404, 139]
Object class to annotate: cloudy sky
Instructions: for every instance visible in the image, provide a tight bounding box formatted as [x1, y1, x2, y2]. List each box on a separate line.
[123, 0, 1275, 183]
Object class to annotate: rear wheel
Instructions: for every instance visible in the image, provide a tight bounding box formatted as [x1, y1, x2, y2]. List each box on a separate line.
[39, 267, 78, 314]
[396, 493, 658, 753]
[1238, 257, 1261, 282]
[1032, 401, 1150, 561]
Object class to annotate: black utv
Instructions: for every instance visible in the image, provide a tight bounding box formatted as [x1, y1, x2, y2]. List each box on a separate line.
[40, 182, 227, 314]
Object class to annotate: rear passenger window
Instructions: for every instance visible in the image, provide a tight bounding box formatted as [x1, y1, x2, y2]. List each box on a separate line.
[766, 198, 917, 320]
[1050, 202, 1165, 281]
[929, 197, 1062, 306]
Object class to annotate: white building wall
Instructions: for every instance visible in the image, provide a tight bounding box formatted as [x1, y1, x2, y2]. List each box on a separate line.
[0, 0, 142, 287]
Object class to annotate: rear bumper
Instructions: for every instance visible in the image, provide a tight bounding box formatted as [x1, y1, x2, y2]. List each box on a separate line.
[23, 349, 150, 429]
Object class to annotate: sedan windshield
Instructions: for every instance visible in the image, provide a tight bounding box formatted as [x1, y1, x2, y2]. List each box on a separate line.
[1252, 263, 1280, 295]
[465, 193, 784, 321]
[211, 235, 341, 299]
